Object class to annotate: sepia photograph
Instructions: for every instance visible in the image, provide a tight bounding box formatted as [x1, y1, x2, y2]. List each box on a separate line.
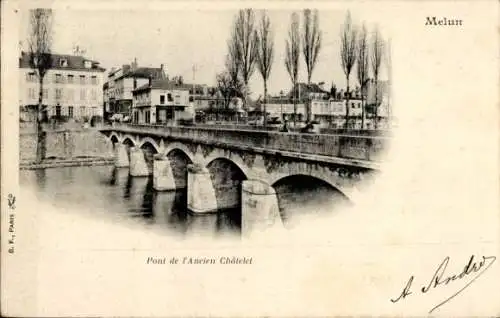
[2, 1, 499, 317]
[18, 7, 392, 239]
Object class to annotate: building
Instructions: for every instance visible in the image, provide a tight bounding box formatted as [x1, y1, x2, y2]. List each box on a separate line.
[132, 79, 193, 124]
[19, 51, 106, 122]
[104, 59, 166, 120]
[188, 84, 220, 110]
[288, 82, 330, 102]
[259, 80, 392, 129]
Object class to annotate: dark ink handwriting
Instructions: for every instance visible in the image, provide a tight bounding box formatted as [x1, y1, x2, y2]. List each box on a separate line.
[390, 255, 496, 313]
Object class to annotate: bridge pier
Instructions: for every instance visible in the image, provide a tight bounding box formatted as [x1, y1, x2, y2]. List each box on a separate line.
[129, 147, 150, 177]
[241, 179, 283, 236]
[153, 155, 177, 191]
[187, 163, 218, 214]
[114, 143, 129, 168]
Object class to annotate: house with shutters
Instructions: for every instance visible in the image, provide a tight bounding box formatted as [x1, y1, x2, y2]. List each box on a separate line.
[132, 79, 194, 125]
[19, 51, 106, 122]
[103, 58, 166, 120]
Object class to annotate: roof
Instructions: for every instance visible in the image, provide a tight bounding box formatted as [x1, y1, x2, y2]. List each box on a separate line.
[19, 51, 106, 72]
[115, 67, 165, 81]
[133, 80, 191, 93]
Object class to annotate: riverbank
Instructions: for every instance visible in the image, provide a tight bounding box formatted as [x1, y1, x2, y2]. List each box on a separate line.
[20, 157, 114, 170]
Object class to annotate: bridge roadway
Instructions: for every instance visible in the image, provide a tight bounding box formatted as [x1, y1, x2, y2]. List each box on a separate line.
[100, 123, 389, 235]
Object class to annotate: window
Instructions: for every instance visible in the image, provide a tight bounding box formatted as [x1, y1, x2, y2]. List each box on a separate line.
[80, 106, 86, 116]
[167, 93, 173, 102]
[55, 106, 62, 117]
[68, 106, 74, 118]
[80, 89, 86, 100]
[145, 110, 151, 124]
[60, 58, 68, 67]
[79, 75, 86, 84]
[43, 89, 48, 99]
[67, 75, 74, 84]
[55, 88, 63, 100]
[55, 74, 63, 84]
[91, 90, 97, 101]
[189, 96, 194, 102]
[91, 76, 98, 85]
[26, 72, 36, 82]
[28, 88, 36, 99]
[160, 95, 165, 104]
[67, 89, 74, 101]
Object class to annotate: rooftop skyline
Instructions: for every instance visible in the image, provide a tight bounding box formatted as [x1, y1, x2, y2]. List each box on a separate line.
[19, 9, 390, 98]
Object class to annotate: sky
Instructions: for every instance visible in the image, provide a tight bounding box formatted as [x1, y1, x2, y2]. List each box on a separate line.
[20, 8, 389, 98]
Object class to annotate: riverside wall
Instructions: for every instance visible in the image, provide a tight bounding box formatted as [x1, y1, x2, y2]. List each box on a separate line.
[20, 128, 114, 161]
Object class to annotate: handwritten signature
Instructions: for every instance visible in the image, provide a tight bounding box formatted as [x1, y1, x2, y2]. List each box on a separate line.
[390, 254, 496, 313]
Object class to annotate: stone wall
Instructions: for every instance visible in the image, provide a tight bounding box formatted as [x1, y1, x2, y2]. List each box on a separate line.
[111, 124, 388, 162]
[20, 129, 114, 161]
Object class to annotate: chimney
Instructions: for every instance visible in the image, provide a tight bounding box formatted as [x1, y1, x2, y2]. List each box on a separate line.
[132, 57, 138, 70]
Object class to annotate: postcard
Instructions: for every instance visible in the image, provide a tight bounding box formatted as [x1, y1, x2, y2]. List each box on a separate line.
[1, 0, 499, 316]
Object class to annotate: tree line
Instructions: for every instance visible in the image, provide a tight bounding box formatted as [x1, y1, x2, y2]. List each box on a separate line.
[217, 9, 389, 128]
[27, 8, 390, 164]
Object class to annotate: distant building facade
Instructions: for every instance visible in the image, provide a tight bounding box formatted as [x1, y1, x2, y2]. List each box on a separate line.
[259, 80, 391, 129]
[19, 51, 106, 122]
[132, 79, 194, 124]
[104, 59, 166, 119]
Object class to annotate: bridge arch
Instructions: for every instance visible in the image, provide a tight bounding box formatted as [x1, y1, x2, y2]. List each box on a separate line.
[163, 142, 195, 163]
[271, 174, 351, 227]
[121, 134, 137, 148]
[206, 157, 248, 218]
[109, 133, 120, 144]
[138, 137, 161, 153]
[165, 147, 193, 189]
[203, 152, 253, 180]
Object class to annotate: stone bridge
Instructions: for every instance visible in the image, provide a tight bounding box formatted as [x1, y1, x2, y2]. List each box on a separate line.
[100, 124, 389, 233]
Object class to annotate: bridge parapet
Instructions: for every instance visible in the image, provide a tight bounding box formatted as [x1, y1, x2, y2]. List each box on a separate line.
[101, 123, 389, 164]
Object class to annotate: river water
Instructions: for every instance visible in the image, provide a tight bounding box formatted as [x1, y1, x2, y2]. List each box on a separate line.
[19, 165, 242, 239]
[19, 164, 350, 239]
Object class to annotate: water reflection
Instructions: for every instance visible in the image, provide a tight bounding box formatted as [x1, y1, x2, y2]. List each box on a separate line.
[154, 190, 189, 232]
[20, 165, 242, 238]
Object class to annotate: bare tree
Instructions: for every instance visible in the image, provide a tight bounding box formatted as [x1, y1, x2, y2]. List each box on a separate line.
[302, 9, 322, 123]
[232, 9, 258, 111]
[285, 12, 300, 127]
[385, 37, 392, 128]
[255, 11, 274, 126]
[371, 26, 384, 129]
[226, 29, 240, 86]
[216, 72, 233, 110]
[340, 11, 357, 129]
[356, 23, 369, 129]
[28, 8, 53, 163]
